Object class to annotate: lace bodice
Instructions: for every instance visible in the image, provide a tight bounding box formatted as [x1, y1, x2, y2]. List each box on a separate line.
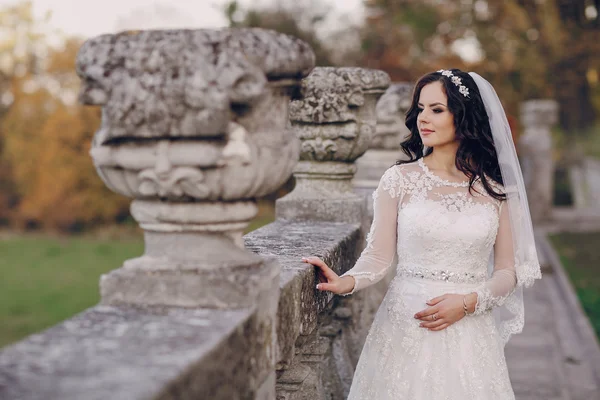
[341, 159, 517, 314]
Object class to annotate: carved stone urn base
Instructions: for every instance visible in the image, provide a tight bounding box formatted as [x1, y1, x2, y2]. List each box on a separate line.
[100, 200, 279, 309]
[100, 235, 279, 309]
[276, 161, 365, 224]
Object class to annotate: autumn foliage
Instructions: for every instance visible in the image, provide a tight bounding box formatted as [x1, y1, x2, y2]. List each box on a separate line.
[0, 3, 129, 231]
[1, 1, 599, 232]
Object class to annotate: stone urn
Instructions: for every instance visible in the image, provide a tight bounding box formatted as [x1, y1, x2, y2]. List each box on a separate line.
[276, 67, 390, 223]
[76, 28, 315, 308]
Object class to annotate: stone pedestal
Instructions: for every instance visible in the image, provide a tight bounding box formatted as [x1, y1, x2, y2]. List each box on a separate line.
[276, 67, 391, 224]
[76, 28, 314, 309]
[75, 28, 315, 399]
[354, 82, 413, 214]
[519, 100, 558, 222]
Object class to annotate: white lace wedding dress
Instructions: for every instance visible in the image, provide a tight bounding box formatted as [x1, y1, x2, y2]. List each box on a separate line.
[340, 159, 518, 400]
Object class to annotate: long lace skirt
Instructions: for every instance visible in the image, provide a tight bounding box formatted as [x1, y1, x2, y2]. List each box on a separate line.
[347, 276, 515, 400]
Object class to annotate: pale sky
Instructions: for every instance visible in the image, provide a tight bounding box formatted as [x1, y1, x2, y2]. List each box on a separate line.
[0, 0, 364, 39]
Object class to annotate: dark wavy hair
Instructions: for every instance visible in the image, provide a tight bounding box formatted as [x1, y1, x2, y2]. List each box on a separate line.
[399, 69, 505, 201]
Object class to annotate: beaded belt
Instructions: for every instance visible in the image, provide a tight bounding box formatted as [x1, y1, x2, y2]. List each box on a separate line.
[397, 266, 487, 284]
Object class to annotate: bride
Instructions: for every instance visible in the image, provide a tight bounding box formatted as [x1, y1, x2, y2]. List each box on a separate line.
[302, 69, 541, 399]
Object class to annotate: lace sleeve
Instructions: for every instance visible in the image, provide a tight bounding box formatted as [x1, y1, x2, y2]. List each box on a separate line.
[473, 200, 518, 314]
[338, 166, 403, 296]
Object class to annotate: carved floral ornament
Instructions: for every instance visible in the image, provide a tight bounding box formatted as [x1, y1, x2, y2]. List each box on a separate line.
[289, 67, 391, 124]
[289, 67, 391, 162]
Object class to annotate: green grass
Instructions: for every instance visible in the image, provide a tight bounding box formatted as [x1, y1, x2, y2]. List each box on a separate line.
[0, 213, 276, 348]
[0, 206, 276, 349]
[245, 215, 275, 233]
[0, 235, 144, 348]
[550, 232, 600, 339]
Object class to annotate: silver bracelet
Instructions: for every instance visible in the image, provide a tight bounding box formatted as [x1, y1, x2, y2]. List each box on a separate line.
[463, 296, 471, 316]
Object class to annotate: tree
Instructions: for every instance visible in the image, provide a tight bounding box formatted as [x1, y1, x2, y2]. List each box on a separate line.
[2, 37, 130, 231]
[472, 0, 599, 132]
[0, 1, 49, 224]
[223, 0, 341, 66]
[0, 2, 130, 231]
[360, 0, 469, 82]
[361, 0, 600, 132]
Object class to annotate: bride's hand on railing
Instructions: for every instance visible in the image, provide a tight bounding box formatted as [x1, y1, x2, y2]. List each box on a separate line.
[414, 292, 478, 331]
[302, 256, 356, 295]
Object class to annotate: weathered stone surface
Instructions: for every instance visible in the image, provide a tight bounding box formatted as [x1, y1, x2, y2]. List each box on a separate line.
[68, 28, 313, 400]
[77, 28, 315, 312]
[370, 82, 412, 150]
[101, 232, 279, 309]
[77, 28, 315, 140]
[78, 28, 315, 236]
[353, 82, 410, 211]
[289, 67, 390, 126]
[91, 128, 300, 202]
[0, 305, 273, 400]
[277, 164, 369, 224]
[245, 220, 362, 370]
[289, 67, 390, 163]
[354, 83, 412, 205]
[278, 67, 390, 224]
[519, 100, 558, 222]
[245, 218, 391, 399]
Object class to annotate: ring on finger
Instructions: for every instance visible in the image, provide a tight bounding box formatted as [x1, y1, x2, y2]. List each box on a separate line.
[432, 313, 438, 321]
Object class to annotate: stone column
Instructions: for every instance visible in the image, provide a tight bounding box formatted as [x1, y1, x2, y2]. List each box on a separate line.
[519, 100, 559, 222]
[76, 29, 314, 398]
[354, 82, 413, 212]
[276, 67, 391, 224]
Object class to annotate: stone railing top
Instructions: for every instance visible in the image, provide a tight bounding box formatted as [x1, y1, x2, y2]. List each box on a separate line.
[290, 67, 391, 124]
[245, 220, 362, 370]
[76, 28, 315, 141]
[0, 305, 259, 400]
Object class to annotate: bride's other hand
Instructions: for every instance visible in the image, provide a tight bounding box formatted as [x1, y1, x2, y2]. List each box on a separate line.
[414, 293, 477, 331]
[302, 256, 356, 295]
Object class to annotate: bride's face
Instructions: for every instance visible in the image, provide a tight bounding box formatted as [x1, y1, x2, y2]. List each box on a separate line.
[417, 81, 456, 148]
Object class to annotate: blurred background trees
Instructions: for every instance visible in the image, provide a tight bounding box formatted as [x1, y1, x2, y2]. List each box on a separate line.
[0, 1, 129, 232]
[0, 0, 598, 233]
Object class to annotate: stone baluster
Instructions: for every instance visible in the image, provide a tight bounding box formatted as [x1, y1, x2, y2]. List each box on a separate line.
[276, 67, 391, 224]
[273, 67, 389, 400]
[519, 100, 559, 222]
[76, 28, 315, 398]
[354, 82, 413, 212]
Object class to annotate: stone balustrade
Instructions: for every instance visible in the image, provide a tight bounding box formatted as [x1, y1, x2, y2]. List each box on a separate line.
[0, 29, 392, 400]
[0, 27, 571, 399]
[249, 66, 391, 399]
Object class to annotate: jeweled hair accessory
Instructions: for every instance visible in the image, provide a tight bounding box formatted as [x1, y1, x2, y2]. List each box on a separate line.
[437, 69, 470, 98]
